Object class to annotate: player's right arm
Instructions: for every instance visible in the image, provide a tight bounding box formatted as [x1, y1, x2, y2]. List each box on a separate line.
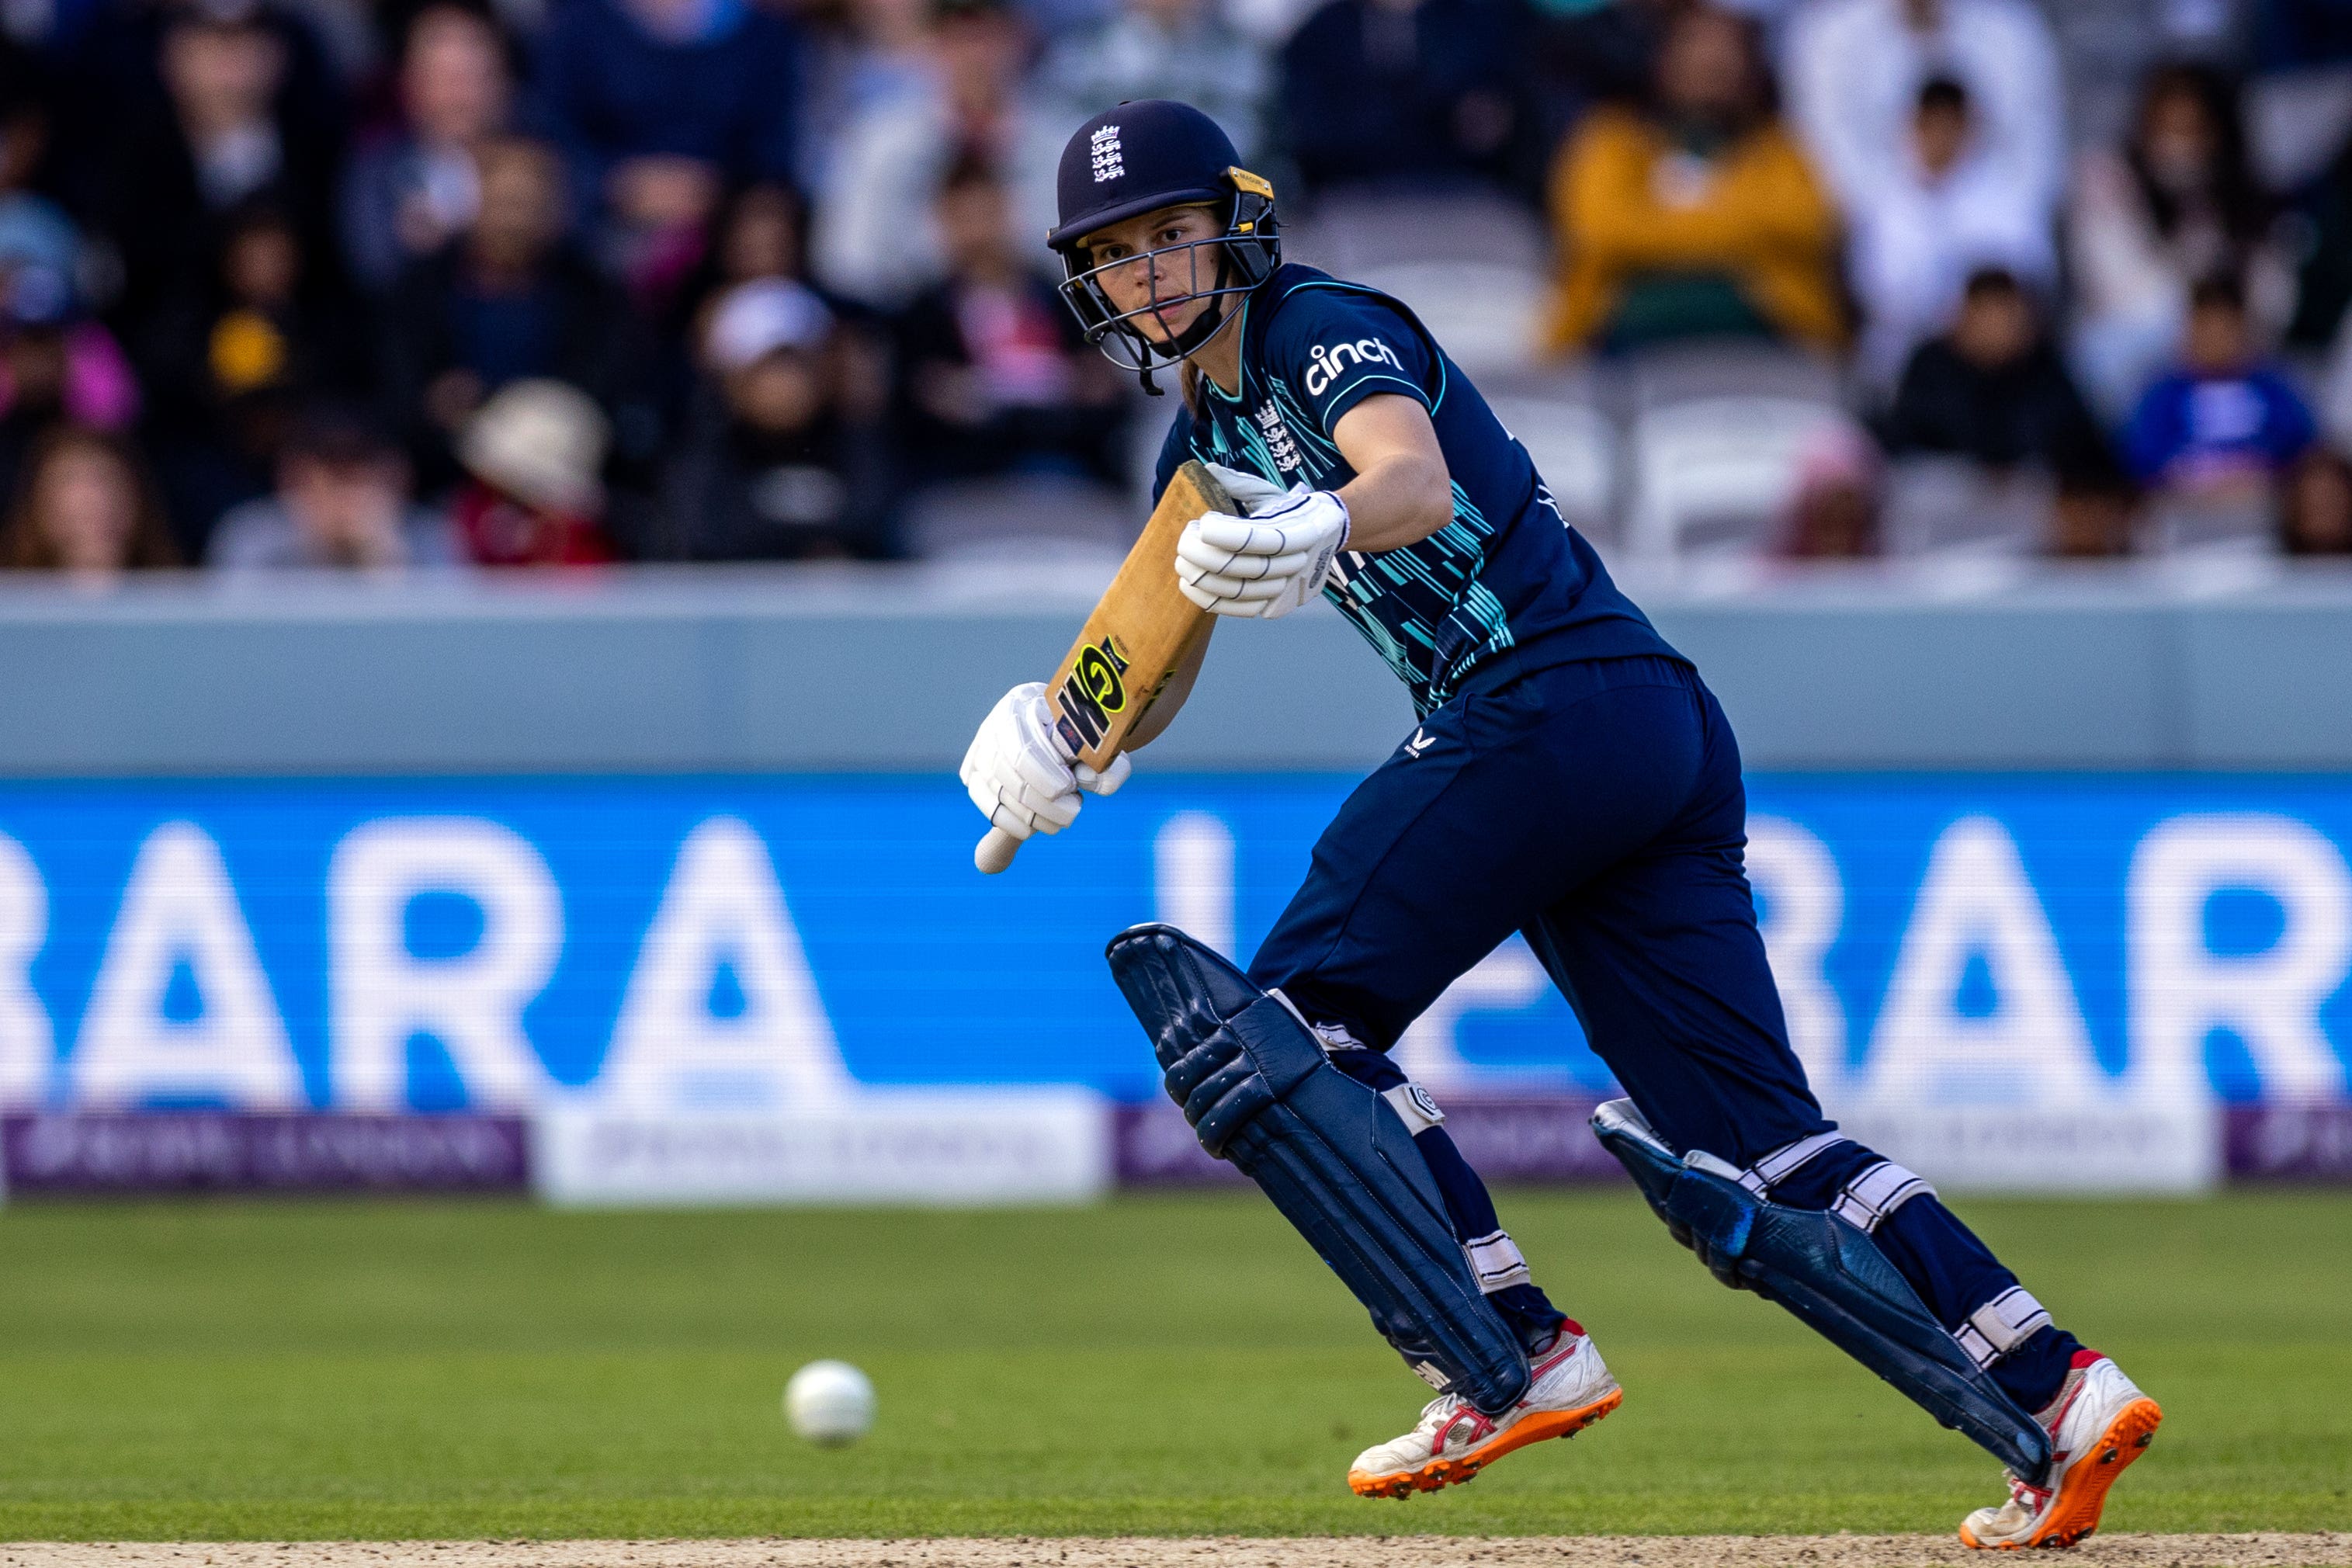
[1173, 293, 1451, 617]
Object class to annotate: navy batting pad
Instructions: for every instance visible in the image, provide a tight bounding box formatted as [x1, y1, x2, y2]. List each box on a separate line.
[1108, 923, 1532, 1416]
[1591, 1099, 2052, 1484]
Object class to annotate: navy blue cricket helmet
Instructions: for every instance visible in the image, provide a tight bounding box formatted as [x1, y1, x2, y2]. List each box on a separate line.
[1046, 99, 1280, 391]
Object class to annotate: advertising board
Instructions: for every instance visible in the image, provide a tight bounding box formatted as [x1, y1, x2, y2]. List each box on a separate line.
[0, 773, 2341, 1193]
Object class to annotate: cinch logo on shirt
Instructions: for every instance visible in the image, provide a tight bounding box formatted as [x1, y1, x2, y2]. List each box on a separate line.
[1089, 125, 1123, 183]
[1303, 336, 1404, 396]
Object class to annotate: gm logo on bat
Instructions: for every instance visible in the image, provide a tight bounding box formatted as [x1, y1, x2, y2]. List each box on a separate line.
[1056, 636, 1131, 751]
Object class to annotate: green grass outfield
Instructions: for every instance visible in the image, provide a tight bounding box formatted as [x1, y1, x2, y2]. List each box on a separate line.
[0, 1189, 2343, 1539]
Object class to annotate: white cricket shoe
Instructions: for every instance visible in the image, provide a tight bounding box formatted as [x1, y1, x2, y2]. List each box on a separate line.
[1958, 1351, 2163, 1550]
[1348, 1326, 1622, 1498]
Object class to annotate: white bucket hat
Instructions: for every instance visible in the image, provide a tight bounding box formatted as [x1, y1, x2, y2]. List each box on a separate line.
[705, 279, 833, 372]
[458, 378, 611, 516]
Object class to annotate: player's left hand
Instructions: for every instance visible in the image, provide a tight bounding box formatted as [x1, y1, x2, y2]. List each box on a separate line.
[1201, 462, 1291, 514]
[1175, 487, 1349, 620]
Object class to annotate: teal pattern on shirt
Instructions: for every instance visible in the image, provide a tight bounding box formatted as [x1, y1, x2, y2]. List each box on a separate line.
[1153, 265, 1677, 718]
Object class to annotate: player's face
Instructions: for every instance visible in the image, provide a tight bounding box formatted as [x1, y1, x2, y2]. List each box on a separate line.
[1080, 205, 1223, 343]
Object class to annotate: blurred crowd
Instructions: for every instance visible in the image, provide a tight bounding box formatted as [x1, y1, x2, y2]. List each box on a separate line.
[1536, 0, 2352, 560]
[7, 0, 2352, 581]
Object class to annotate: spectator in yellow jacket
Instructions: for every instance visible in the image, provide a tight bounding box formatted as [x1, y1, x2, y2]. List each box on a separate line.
[1545, 6, 1844, 356]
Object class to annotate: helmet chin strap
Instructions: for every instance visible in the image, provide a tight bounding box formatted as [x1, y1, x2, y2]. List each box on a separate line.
[1136, 281, 1244, 396]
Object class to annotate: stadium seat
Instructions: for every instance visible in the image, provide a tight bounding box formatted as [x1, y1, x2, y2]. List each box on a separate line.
[1623, 342, 1845, 411]
[1625, 394, 1861, 562]
[1881, 459, 2052, 559]
[900, 474, 1140, 569]
[2143, 491, 2279, 557]
[1346, 260, 1549, 376]
[1285, 193, 1552, 375]
[1478, 373, 1622, 543]
[1288, 191, 1549, 272]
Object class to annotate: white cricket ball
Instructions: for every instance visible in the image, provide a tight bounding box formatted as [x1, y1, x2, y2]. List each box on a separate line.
[783, 1359, 876, 1445]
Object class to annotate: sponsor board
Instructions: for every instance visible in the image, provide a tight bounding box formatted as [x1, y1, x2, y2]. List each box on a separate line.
[533, 1089, 1110, 1207]
[2, 1111, 527, 1193]
[0, 1098, 2314, 1199]
[1832, 1104, 2218, 1194]
[2224, 1102, 2352, 1181]
[0, 773, 2338, 1192]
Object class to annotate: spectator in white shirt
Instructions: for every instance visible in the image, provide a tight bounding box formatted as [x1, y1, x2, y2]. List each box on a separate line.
[2066, 61, 2291, 421]
[1847, 75, 2056, 393]
[809, 0, 1051, 310]
[1783, 0, 2064, 225]
[1032, 0, 1266, 172]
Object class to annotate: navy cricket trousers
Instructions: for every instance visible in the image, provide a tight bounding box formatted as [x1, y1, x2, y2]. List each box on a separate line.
[1246, 654, 2080, 1409]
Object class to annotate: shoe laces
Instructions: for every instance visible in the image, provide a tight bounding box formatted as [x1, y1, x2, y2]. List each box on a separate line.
[1414, 1391, 1499, 1451]
[1414, 1393, 1464, 1433]
[2033, 1365, 2089, 1431]
[2004, 1471, 2053, 1514]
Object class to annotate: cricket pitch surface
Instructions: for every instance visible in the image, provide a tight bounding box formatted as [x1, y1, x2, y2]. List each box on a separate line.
[4, 1540, 2349, 1568]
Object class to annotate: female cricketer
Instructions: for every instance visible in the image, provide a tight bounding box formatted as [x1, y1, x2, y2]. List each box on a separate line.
[959, 99, 2159, 1548]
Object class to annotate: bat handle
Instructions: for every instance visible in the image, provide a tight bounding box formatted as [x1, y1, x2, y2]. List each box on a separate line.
[974, 826, 1022, 875]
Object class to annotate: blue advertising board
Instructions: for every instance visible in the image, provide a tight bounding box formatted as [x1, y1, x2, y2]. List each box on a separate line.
[0, 774, 2344, 1150]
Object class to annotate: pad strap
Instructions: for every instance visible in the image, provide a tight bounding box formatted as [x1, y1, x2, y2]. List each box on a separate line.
[1463, 1229, 1532, 1293]
[1831, 1159, 1937, 1235]
[1739, 1131, 1847, 1195]
[1955, 1286, 2053, 1369]
[1380, 1081, 1445, 1136]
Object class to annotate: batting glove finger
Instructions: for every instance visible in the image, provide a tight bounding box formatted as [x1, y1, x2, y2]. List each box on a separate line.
[1174, 529, 1246, 577]
[1178, 578, 1277, 616]
[970, 767, 1078, 832]
[1187, 571, 1292, 602]
[1240, 487, 1348, 543]
[964, 773, 1008, 824]
[1075, 751, 1131, 796]
[1009, 739, 1075, 798]
[1176, 535, 1314, 583]
[1180, 574, 1291, 613]
[1018, 783, 1081, 830]
[992, 799, 1074, 839]
[983, 802, 1036, 841]
[1176, 557, 1303, 598]
[1188, 511, 1296, 556]
[1199, 462, 1291, 514]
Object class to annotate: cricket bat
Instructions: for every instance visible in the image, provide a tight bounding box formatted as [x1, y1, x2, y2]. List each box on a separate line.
[974, 460, 1234, 874]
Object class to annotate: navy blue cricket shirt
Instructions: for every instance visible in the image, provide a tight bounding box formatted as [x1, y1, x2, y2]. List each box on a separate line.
[1152, 265, 1681, 717]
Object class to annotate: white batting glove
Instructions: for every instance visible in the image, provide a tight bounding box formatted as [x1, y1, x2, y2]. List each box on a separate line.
[1078, 752, 1132, 795]
[1175, 484, 1350, 620]
[959, 682, 1132, 843]
[1201, 461, 1291, 514]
